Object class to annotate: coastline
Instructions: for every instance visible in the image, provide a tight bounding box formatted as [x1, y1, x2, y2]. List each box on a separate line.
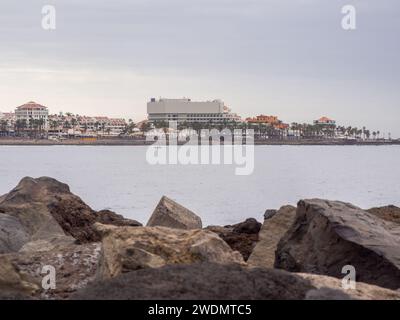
[0, 138, 399, 146]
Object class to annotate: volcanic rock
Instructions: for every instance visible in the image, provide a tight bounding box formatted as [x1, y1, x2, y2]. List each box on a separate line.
[264, 209, 277, 220]
[0, 214, 30, 254]
[206, 218, 261, 261]
[147, 196, 202, 229]
[0, 177, 141, 247]
[275, 199, 400, 290]
[94, 224, 244, 279]
[0, 242, 101, 299]
[248, 205, 296, 268]
[367, 205, 400, 224]
[71, 263, 400, 300]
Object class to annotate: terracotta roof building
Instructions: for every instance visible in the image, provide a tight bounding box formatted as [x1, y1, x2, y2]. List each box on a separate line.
[313, 117, 336, 125]
[15, 101, 49, 128]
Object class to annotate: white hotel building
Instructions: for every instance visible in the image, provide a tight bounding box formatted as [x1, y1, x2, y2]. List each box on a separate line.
[147, 98, 241, 124]
[15, 101, 49, 129]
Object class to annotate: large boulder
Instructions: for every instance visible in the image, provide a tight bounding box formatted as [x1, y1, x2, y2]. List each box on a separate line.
[0, 177, 141, 249]
[71, 263, 400, 300]
[275, 199, 400, 290]
[147, 196, 202, 230]
[0, 242, 101, 299]
[94, 224, 244, 279]
[248, 205, 296, 268]
[206, 218, 261, 261]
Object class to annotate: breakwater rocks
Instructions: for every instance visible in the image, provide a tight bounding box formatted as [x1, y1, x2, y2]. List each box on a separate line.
[0, 177, 399, 300]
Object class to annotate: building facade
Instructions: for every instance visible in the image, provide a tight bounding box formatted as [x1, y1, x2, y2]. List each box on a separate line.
[48, 114, 128, 136]
[15, 101, 49, 129]
[246, 114, 289, 130]
[313, 117, 336, 126]
[147, 98, 241, 124]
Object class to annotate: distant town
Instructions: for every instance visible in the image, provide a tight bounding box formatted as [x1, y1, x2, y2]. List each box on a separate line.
[0, 98, 397, 144]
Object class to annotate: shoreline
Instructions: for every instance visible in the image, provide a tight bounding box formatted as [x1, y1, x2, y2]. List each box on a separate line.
[0, 139, 400, 146]
[0, 138, 399, 146]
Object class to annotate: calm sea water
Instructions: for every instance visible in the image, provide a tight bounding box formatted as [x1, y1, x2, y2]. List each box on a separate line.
[0, 145, 399, 226]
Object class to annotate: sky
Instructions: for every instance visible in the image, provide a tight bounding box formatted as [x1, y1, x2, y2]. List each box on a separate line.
[0, 0, 399, 136]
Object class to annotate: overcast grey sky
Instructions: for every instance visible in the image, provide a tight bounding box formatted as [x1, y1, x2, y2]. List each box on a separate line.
[0, 0, 399, 136]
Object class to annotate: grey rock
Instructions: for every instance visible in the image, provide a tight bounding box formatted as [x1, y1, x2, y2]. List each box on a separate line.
[264, 209, 277, 220]
[275, 199, 400, 290]
[1, 242, 102, 299]
[0, 214, 30, 254]
[147, 196, 202, 230]
[71, 263, 400, 300]
[232, 218, 261, 234]
[72, 263, 313, 300]
[248, 205, 296, 268]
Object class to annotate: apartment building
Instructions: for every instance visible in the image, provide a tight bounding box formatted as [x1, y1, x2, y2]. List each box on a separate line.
[15, 101, 49, 129]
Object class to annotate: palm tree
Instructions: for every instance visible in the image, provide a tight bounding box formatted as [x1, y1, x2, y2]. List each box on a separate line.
[0, 120, 8, 133]
[14, 119, 27, 135]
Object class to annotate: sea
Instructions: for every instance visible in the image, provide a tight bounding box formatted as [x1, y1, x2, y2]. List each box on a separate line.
[0, 145, 399, 226]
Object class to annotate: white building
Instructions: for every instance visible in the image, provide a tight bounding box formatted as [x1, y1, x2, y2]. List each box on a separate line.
[147, 98, 241, 124]
[15, 101, 49, 129]
[313, 117, 336, 126]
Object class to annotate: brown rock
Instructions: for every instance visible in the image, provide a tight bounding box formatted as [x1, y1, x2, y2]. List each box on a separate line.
[94, 224, 244, 279]
[147, 196, 202, 230]
[367, 205, 400, 224]
[275, 199, 400, 290]
[248, 205, 296, 268]
[0, 177, 141, 246]
[0, 255, 40, 297]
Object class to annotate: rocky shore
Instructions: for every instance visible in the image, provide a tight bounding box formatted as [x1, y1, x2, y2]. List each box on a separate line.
[0, 177, 399, 300]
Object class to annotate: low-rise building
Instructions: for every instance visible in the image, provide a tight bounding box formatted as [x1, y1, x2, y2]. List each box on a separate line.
[313, 117, 336, 126]
[48, 114, 127, 136]
[246, 114, 289, 130]
[0, 112, 16, 134]
[147, 98, 241, 124]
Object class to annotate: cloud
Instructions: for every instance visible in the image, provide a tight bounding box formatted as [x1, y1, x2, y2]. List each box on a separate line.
[0, 0, 399, 135]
